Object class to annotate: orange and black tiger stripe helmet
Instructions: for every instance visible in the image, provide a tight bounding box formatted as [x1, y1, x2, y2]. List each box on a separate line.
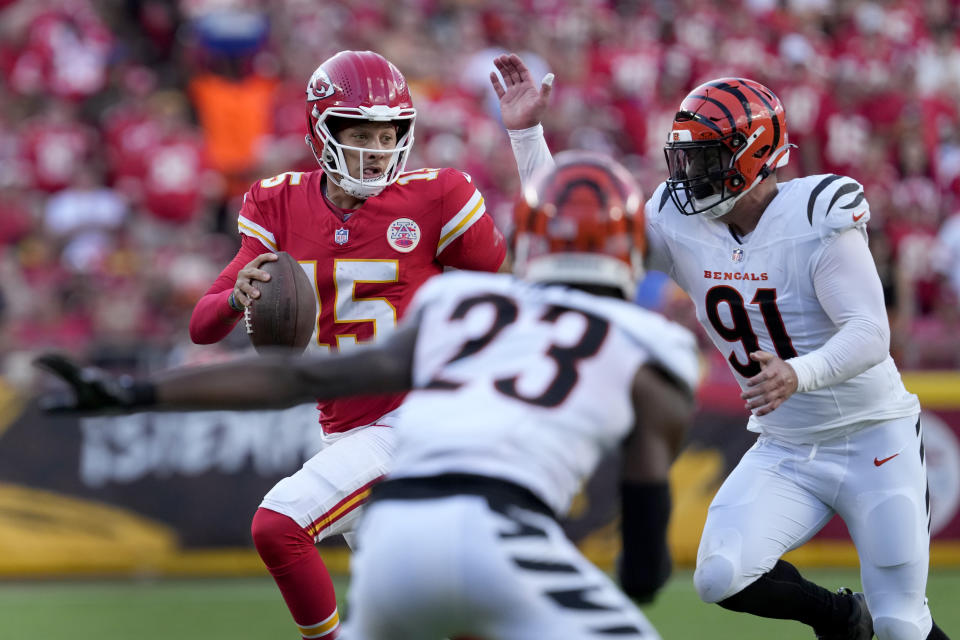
[514, 151, 645, 299]
[664, 77, 792, 219]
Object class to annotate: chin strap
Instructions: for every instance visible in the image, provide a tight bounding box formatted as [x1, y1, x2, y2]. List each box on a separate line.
[305, 134, 380, 199]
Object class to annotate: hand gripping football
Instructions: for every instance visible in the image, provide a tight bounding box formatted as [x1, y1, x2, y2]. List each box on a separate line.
[245, 252, 316, 354]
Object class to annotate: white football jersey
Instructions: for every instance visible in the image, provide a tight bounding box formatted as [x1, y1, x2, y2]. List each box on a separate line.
[389, 271, 700, 516]
[646, 174, 919, 442]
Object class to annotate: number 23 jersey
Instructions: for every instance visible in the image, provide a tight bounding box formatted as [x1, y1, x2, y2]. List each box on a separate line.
[238, 167, 506, 435]
[390, 272, 700, 516]
[645, 174, 919, 442]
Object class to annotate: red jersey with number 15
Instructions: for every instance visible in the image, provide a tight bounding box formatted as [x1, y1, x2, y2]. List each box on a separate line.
[237, 167, 505, 435]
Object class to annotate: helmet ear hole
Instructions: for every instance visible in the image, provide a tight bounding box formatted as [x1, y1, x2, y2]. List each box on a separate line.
[753, 145, 770, 159]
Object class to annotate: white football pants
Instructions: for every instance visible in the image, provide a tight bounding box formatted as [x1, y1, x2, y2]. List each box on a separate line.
[259, 419, 399, 545]
[343, 493, 660, 640]
[694, 414, 933, 640]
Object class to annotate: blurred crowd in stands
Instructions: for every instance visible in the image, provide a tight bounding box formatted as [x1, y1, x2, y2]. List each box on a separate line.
[2, 0, 960, 393]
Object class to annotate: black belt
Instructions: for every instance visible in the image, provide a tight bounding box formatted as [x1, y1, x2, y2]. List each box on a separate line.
[369, 473, 555, 519]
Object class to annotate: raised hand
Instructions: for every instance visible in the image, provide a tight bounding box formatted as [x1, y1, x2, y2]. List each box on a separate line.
[33, 354, 155, 414]
[490, 53, 554, 130]
[741, 351, 799, 416]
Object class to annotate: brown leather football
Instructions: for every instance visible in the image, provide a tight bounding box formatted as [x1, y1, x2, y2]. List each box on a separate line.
[245, 252, 316, 354]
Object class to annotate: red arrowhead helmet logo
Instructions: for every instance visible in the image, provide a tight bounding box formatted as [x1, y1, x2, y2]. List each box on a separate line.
[307, 68, 336, 101]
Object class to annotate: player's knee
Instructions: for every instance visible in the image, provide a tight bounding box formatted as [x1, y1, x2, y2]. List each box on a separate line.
[873, 615, 925, 640]
[250, 507, 313, 568]
[694, 553, 737, 603]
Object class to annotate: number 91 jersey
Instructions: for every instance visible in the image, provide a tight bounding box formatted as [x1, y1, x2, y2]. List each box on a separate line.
[390, 272, 700, 516]
[237, 167, 506, 435]
[645, 174, 919, 442]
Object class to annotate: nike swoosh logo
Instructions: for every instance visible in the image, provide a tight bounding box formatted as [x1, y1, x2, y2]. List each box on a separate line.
[874, 453, 899, 466]
[853, 212, 866, 222]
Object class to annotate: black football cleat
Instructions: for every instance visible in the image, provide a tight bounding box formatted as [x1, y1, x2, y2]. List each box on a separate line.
[815, 588, 874, 640]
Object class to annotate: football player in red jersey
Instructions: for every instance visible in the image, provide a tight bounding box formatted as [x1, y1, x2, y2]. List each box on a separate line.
[188, 50, 506, 639]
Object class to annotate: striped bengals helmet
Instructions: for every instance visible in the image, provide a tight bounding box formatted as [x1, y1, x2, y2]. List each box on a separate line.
[513, 151, 645, 299]
[664, 78, 792, 219]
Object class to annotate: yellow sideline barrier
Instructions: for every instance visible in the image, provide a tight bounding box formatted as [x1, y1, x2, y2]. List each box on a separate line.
[901, 371, 960, 409]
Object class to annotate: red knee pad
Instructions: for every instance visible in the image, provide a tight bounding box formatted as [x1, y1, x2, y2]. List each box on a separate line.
[251, 507, 314, 571]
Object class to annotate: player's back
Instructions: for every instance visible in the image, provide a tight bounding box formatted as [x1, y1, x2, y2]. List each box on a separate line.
[390, 271, 699, 516]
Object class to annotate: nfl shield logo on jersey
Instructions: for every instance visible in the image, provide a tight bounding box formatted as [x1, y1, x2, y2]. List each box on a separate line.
[387, 218, 420, 253]
[335, 227, 349, 245]
[732, 248, 744, 263]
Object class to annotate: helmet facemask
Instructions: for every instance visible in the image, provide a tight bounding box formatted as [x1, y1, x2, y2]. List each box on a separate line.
[307, 105, 415, 199]
[665, 128, 769, 220]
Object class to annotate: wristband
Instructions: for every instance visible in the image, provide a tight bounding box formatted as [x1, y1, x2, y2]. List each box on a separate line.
[619, 481, 672, 603]
[228, 291, 244, 313]
[117, 375, 158, 409]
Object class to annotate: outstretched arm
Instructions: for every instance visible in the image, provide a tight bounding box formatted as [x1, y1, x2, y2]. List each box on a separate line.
[490, 53, 556, 187]
[36, 323, 420, 414]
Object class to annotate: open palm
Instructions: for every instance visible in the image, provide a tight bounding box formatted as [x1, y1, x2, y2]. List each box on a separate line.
[490, 53, 554, 130]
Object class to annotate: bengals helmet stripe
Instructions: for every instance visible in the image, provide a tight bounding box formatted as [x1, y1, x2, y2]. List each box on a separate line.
[705, 80, 753, 120]
[703, 79, 783, 153]
[690, 94, 737, 129]
[740, 84, 781, 150]
[514, 151, 645, 299]
[685, 110, 724, 135]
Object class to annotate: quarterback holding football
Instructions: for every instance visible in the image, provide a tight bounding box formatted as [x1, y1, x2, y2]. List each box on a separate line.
[188, 50, 506, 639]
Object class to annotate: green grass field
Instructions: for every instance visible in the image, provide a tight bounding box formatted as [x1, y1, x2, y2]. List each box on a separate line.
[0, 569, 957, 639]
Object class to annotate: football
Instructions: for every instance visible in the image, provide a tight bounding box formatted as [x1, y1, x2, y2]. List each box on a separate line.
[244, 252, 316, 354]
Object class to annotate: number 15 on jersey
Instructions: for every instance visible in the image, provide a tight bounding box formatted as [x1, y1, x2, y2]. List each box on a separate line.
[298, 259, 400, 352]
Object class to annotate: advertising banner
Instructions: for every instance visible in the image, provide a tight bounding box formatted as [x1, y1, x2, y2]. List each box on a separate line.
[1, 371, 958, 576]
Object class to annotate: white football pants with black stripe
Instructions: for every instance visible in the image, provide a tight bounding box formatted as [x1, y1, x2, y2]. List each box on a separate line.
[695, 413, 933, 640]
[342, 495, 660, 640]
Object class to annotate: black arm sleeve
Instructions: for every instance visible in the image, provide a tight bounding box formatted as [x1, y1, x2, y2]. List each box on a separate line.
[618, 480, 672, 603]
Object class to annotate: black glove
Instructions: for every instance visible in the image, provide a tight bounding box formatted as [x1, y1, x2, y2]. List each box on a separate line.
[34, 353, 156, 414]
